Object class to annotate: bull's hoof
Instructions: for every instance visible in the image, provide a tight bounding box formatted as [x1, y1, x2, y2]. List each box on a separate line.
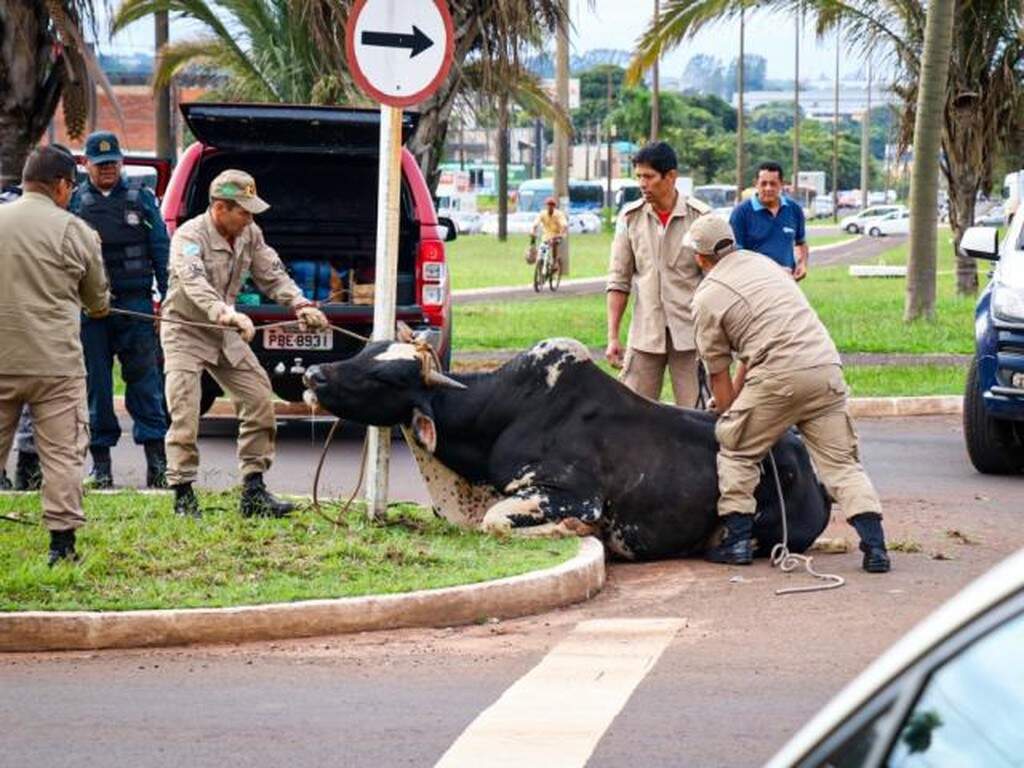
[705, 539, 753, 565]
[861, 545, 891, 573]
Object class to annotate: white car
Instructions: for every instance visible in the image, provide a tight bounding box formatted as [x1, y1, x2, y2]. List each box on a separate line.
[569, 212, 602, 234]
[866, 209, 910, 237]
[840, 205, 907, 234]
[765, 547, 1024, 767]
[480, 212, 536, 235]
[448, 210, 483, 234]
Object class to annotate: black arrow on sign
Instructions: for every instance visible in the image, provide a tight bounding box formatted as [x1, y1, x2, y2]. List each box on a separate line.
[361, 25, 434, 58]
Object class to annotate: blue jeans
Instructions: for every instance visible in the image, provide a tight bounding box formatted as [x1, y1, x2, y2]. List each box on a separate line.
[81, 295, 168, 448]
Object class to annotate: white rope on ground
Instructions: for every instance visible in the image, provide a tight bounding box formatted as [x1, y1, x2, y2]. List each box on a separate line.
[766, 449, 846, 596]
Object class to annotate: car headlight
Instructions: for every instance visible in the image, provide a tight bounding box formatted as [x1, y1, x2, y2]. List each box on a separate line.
[992, 282, 1024, 323]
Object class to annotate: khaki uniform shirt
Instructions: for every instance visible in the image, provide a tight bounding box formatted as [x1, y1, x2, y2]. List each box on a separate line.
[692, 249, 840, 378]
[607, 193, 710, 353]
[534, 209, 568, 241]
[0, 191, 109, 376]
[162, 211, 308, 367]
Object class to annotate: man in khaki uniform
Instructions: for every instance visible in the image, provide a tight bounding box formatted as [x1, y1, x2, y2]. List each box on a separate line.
[163, 169, 328, 518]
[688, 215, 891, 573]
[606, 142, 710, 407]
[0, 145, 110, 565]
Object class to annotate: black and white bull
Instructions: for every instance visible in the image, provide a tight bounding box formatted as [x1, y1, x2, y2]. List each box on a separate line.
[303, 338, 830, 561]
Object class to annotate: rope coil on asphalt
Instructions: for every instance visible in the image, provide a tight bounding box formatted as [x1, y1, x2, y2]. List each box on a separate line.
[766, 450, 845, 595]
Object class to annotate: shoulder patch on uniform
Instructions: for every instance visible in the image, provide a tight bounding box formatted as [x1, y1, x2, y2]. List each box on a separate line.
[182, 241, 201, 258]
[686, 196, 711, 215]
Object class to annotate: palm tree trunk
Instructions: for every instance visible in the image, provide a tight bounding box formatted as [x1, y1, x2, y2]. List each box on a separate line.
[0, 1, 63, 186]
[905, 0, 956, 322]
[497, 92, 509, 242]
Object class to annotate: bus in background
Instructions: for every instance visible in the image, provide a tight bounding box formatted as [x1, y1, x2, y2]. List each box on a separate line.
[693, 183, 738, 217]
[517, 179, 605, 214]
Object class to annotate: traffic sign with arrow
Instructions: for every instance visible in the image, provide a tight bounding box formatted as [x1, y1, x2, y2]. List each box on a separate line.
[346, 0, 454, 108]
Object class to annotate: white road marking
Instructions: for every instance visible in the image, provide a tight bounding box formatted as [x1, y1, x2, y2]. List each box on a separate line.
[434, 618, 685, 768]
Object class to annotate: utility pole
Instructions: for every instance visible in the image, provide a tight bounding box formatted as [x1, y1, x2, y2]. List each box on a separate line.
[497, 93, 509, 242]
[832, 22, 840, 223]
[860, 57, 872, 214]
[155, 10, 174, 163]
[533, 117, 543, 178]
[792, 2, 800, 192]
[606, 68, 614, 209]
[555, 0, 571, 274]
[650, 0, 660, 141]
[736, 9, 746, 202]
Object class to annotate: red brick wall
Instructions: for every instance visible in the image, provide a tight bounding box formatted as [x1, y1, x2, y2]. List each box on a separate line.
[49, 84, 207, 154]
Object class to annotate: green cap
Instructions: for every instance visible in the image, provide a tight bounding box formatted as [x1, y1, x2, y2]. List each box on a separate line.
[209, 169, 269, 214]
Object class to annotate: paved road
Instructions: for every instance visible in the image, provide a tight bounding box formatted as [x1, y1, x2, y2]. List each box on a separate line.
[452, 234, 904, 305]
[3, 415, 1023, 767]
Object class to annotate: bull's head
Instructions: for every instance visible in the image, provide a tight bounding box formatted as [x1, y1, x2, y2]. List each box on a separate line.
[302, 337, 465, 436]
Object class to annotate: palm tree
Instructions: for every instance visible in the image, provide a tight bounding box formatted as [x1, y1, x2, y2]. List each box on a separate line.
[0, 1, 120, 185]
[627, 0, 1024, 300]
[904, 0, 954, 322]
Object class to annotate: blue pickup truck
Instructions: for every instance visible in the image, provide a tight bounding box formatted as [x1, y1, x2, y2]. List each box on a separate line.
[961, 221, 1024, 474]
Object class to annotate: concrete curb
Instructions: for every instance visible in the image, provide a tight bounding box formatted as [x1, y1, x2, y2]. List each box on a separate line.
[0, 538, 605, 652]
[847, 395, 962, 418]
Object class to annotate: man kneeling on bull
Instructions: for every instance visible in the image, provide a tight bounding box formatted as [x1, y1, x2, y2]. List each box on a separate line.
[688, 215, 891, 573]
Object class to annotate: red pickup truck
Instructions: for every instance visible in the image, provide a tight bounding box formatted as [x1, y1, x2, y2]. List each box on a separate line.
[160, 103, 454, 409]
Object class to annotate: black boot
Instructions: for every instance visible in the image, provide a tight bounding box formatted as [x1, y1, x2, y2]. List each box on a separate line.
[0, 469, 10, 491]
[240, 473, 294, 519]
[85, 447, 113, 489]
[48, 528, 79, 567]
[172, 483, 201, 517]
[705, 513, 754, 565]
[851, 513, 891, 573]
[144, 441, 167, 489]
[14, 451, 42, 491]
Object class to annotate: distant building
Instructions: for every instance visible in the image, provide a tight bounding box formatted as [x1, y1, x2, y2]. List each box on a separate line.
[734, 80, 899, 121]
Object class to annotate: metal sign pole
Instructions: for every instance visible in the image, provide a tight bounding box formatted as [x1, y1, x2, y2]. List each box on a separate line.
[365, 104, 404, 519]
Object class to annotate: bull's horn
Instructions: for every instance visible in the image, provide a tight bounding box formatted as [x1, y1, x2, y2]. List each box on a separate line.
[425, 370, 467, 390]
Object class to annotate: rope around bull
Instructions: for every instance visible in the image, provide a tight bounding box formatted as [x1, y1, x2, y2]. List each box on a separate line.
[765, 449, 845, 595]
[107, 306, 361, 526]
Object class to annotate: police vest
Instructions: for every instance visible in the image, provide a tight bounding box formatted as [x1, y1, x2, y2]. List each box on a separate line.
[77, 183, 153, 295]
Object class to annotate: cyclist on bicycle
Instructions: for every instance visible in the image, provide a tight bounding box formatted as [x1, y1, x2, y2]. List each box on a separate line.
[530, 196, 568, 268]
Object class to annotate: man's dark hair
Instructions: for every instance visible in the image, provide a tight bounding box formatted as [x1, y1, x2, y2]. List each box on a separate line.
[632, 142, 678, 175]
[22, 144, 76, 184]
[756, 161, 784, 182]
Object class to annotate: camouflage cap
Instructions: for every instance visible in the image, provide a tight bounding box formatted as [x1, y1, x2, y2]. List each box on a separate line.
[684, 214, 736, 256]
[209, 169, 269, 214]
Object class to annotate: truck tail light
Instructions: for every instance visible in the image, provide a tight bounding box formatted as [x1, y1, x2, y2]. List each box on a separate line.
[419, 239, 446, 307]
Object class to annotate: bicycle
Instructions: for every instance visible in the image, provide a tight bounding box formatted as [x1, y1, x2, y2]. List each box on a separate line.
[532, 237, 562, 292]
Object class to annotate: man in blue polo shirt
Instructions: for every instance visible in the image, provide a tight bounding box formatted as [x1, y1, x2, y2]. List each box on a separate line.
[729, 161, 809, 280]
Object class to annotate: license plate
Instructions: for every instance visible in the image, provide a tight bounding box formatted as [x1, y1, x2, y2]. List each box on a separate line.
[263, 327, 333, 351]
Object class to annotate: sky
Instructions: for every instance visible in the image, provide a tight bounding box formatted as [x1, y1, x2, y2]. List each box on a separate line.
[99, 0, 872, 83]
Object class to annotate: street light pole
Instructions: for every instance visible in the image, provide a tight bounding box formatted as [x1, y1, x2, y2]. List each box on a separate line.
[832, 21, 840, 224]
[736, 8, 746, 202]
[651, 0, 660, 141]
[860, 57, 872, 213]
[155, 10, 174, 163]
[793, 2, 800, 192]
[554, 0, 571, 274]
[606, 68, 614, 209]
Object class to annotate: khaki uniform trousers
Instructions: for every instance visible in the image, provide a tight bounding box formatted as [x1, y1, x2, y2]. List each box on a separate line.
[620, 329, 700, 407]
[714, 364, 881, 520]
[164, 348, 276, 486]
[0, 376, 89, 531]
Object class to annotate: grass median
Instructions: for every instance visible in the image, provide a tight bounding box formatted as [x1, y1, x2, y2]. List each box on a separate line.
[0, 491, 578, 612]
[446, 231, 856, 291]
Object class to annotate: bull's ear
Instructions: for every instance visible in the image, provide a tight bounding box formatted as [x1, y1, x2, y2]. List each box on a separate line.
[411, 407, 437, 453]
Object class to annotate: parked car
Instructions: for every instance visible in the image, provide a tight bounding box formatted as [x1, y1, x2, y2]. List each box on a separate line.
[959, 222, 1024, 473]
[866, 210, 910, 237]
[165, 103, 454, 410]
[480, 211, 536, 235]
[765, 547, 1024, 767]
[449, 210, 483, 235]
[569, 212, 602, 234]
[974, 203, 1006, 228]
[840, 205, 908, 234]
[811, 196, 834, 219]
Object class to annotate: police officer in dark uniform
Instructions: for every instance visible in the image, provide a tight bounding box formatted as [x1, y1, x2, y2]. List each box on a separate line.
[71, 131, 170, 488]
